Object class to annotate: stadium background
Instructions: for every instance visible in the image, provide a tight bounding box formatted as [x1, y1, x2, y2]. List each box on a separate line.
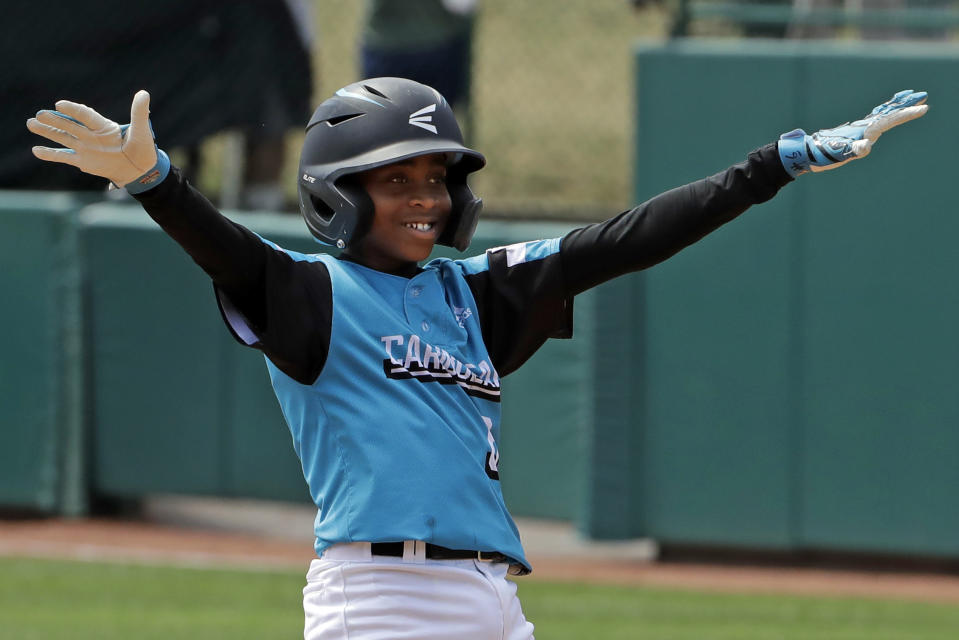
[2, 2, 959, 636]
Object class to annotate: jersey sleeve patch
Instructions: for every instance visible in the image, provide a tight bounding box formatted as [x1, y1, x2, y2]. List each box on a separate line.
[490, 238, 561, 267]
[458, 238, 561, 276]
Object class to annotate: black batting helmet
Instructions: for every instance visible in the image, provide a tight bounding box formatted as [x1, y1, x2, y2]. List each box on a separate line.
[297, 77, 486, 251]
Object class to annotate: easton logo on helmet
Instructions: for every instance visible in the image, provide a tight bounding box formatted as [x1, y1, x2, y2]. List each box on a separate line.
[408, 104, 438, 134]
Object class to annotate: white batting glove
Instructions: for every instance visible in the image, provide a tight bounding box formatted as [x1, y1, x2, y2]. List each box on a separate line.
[778, 89, 928, 178]
[26, 89, 170, 193]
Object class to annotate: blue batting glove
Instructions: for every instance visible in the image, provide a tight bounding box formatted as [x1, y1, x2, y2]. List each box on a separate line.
[778, 89, 928, 178]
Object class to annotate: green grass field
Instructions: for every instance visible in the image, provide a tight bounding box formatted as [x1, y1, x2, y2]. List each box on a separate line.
[2, 557, 959, 639]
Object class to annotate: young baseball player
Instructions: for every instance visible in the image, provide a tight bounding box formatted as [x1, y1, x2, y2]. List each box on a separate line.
[27, 79, 926, 639]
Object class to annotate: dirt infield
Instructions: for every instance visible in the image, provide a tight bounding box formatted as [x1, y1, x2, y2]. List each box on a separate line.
[4, 516, 959, 605]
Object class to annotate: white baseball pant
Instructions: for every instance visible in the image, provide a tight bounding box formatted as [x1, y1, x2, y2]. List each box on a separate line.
[303, 541, 535, 639]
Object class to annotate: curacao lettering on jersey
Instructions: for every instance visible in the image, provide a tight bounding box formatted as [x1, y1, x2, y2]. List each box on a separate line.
[380, 333, 501, 401]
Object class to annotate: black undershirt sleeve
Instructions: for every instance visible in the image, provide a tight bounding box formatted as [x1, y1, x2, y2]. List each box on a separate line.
[560, 143, 792, 295]
[465, 247, 572, 377]
[133, 167, 333, 384]
[465, 144, 791, 376]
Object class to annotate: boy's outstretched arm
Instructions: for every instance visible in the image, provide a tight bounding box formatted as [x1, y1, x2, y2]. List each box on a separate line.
[26, 91, 274, 327]
[26, 91, 334, 384]
[561, 89, 928, 296]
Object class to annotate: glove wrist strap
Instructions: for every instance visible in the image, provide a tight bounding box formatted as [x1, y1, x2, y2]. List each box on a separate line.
[123, 149, 170, 194]
[777, 129, 811, 178]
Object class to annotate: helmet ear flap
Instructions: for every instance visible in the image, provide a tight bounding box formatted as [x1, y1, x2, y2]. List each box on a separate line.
[336, 176, 375, 247]
[438, 164, 483, 251]
[441, 196, 483, 251]
[298, 185, 348, 248]
[298, 175, 374, 249]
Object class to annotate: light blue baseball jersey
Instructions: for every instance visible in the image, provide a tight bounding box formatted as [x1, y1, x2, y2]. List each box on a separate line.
[217, 239, 572, 575]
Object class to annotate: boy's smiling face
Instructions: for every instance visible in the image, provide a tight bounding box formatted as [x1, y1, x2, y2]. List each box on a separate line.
[347, 153, 452, 274]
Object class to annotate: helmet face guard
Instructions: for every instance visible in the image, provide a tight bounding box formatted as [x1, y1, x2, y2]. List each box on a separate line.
[298, 77, 485, 251]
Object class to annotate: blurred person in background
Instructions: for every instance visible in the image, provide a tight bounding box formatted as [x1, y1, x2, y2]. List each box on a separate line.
[239, 0, 316, 211]
[360, 0, 478, 137]
[3, 0, 313, 211]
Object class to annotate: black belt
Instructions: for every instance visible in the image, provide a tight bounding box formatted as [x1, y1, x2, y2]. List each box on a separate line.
[371, 541, 511, 564]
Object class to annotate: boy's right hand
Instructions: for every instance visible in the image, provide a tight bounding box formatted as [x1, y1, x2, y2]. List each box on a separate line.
[26, 89, 170, 194]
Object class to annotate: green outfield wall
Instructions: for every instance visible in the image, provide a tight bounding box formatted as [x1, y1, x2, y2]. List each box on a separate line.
[628, 39, 959, 555]
[0, 192, 87, 515]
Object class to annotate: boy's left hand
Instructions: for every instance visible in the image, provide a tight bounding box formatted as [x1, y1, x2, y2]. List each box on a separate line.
[778, 89, 928, 178]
